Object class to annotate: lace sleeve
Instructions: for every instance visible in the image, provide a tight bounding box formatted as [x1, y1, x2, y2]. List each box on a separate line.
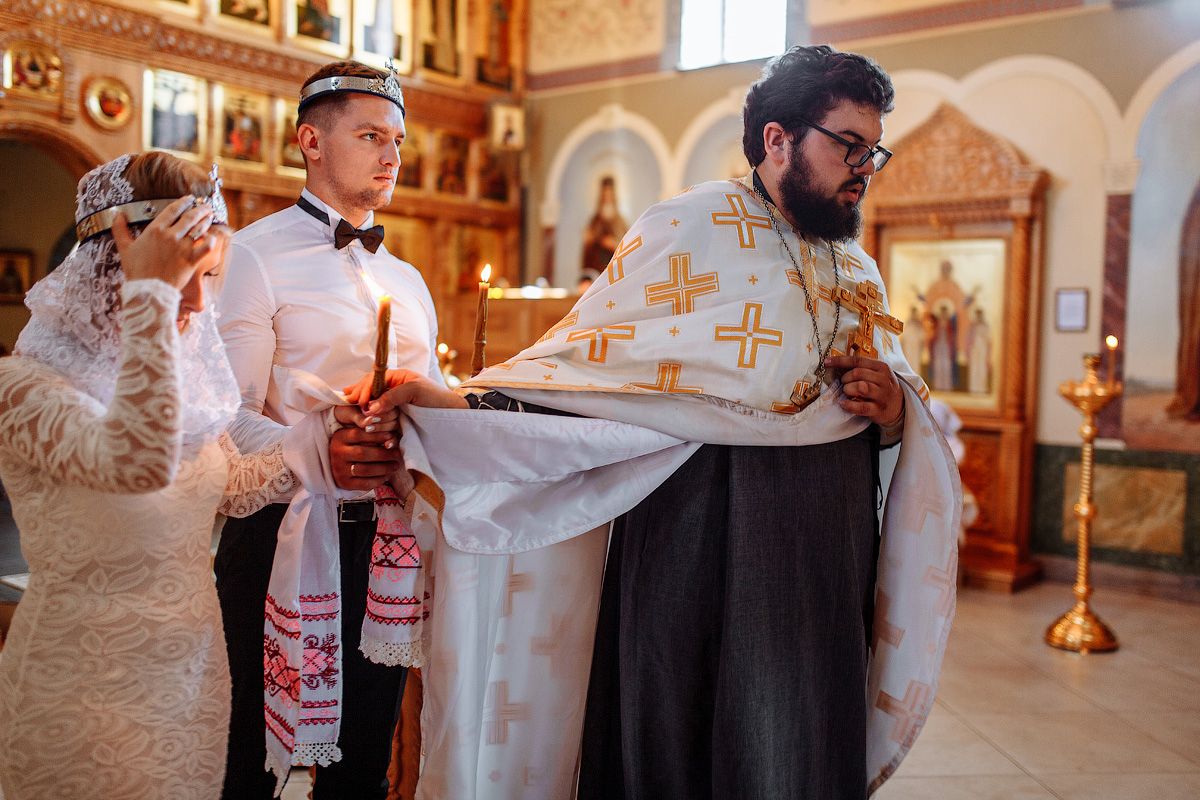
[217, 431, 300, 518]
[0, 280, 183, 493]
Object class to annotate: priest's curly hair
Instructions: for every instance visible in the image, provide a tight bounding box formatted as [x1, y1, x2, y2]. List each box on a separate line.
[742, 45, 894, 167]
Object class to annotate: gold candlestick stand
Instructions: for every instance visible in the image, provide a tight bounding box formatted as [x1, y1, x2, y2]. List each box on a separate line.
[1045, 354, 1120, 653]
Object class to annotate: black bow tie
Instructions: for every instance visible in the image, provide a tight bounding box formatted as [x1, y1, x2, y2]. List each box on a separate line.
[334, 218, 384, 254]
[296, 195, 385, 254]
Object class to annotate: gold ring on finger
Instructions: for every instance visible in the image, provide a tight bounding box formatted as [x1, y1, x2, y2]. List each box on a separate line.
[350, 463, 357, 477]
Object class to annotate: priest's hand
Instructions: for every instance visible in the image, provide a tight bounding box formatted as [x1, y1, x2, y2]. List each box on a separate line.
[332, 403, 400, 433]
[330, 424, 403, 492]
[112, 195, 224, 289]
[825, 354, 906, 428]
[362, 369, 470, 415]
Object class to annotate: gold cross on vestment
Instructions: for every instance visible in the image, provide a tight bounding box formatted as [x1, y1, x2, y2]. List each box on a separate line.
[644, 253, 719, 315]
[566, 324, 636, 362]
[626, 362, 704, 394]
[536, 311, 578, 343]
[833, 280, 903, 359]
[714, 302, 784, 368]
[711, 193, 772, 249]
[605, 236, 642, 283]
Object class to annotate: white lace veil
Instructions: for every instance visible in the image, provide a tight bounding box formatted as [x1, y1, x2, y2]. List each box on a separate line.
[14, 154, 240, 446]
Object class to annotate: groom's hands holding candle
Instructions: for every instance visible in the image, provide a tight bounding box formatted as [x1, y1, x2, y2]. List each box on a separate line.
[330, 403, 402, 492]
[337, 370, 467, 496]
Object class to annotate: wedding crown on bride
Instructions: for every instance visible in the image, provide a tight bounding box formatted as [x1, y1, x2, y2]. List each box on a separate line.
[298, 59, 405, 115]
[75, 163, 229, 243]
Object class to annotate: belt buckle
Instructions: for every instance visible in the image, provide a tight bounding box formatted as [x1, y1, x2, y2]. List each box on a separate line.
[338, 500, 375, 524]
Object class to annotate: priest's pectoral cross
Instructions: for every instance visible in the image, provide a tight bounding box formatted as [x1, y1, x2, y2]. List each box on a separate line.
[833, 280, 903, 359]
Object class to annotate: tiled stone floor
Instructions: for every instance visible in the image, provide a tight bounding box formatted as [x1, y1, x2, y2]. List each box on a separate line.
[874, 583, 1200, 800]
[3, 515, 1197, 800]
[278, 583, 1200, 800]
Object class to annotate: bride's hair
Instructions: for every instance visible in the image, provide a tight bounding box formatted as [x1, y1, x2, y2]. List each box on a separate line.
[122, 151, 217, 205]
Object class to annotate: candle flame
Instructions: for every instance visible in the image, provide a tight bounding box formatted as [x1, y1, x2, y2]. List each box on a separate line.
[1106, 335, 1118, 349]
[481, 264, 492, 283]
[360, 270, 389, 302]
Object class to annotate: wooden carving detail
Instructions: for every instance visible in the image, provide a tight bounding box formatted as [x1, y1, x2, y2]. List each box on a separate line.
[869, 104, 1044, 207]
[2, 0, 324, 85]
[958, 430, 1000, 536]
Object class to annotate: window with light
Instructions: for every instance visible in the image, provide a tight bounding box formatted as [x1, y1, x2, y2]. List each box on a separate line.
[679, 0, 788, 70]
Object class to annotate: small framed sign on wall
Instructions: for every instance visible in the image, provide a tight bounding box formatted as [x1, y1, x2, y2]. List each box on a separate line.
[1055, 288, 1089, 332]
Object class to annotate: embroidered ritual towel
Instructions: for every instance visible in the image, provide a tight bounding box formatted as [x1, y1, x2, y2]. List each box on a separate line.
[263, 367, 438, 793]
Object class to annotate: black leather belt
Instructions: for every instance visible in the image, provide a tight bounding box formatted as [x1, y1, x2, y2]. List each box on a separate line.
[338, 499, 376, 524]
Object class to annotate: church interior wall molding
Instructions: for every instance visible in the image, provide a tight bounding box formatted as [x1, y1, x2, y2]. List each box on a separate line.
[671, 87, 748, 186]
[539, 102, 673, 227]
[0, 120, 104, 182]
[891, 55, 1124, 162]
[1122, 37, 1200, 158]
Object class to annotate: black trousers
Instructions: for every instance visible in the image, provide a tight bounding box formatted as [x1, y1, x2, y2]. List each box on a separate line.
[215, 504, 407, 800]
[579, 436, 879, 800]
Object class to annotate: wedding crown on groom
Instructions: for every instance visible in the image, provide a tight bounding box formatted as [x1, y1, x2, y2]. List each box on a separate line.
[298, 59, 405, 116]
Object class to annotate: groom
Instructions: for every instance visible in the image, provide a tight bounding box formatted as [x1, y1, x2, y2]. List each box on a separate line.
[215, 60, 444, 799]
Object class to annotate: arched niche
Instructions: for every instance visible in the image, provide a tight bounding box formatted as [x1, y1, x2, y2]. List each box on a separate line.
[863, 103, 1049, 592]
[551, 128, 662, 289]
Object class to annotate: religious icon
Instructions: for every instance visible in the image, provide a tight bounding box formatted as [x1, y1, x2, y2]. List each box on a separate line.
[216, 86, 269, 166]
[0, 252, 33, 303]
[398, 123, 427, 189]
[375, 212, 430, 270]
[145, 70, 205, 156]
[3, 42, 63, 97]
[581, 176, 629, 283]
[355, 0, 413, 72]
[220, 0, 271, 26]
[275, 99, 305, 173]
[475, 0, 512, 89]
[886, 238, 1006, 410]
[84, 77, 134, 131]
[477, 145, 510, 203]
[290, 0, 351, 54]
[489, 103, 523, 151]
[421, 0, 463, 76]
[436, 132, 469, 195]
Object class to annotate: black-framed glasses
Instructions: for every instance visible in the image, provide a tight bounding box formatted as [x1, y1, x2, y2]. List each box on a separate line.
[799, 118, 892, 171]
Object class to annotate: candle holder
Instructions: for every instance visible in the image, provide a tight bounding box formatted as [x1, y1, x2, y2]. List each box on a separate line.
[1045, 354, 1120, 653]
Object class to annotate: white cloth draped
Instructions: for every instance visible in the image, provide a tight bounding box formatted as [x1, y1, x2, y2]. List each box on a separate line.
[405, 176, 958, 797]
[404, 384, 958, 798]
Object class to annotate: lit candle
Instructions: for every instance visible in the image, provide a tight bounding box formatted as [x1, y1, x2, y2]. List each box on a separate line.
[1105, 335, 1118, 388]
[471, 264, 491, 376]
[360, 271, 392, 400]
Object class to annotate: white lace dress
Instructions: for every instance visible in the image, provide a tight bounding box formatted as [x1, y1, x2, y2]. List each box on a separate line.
[0, 281, 298, 799]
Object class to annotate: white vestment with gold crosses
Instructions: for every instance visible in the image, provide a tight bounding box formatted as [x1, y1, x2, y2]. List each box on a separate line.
[409, 176, 959, 798]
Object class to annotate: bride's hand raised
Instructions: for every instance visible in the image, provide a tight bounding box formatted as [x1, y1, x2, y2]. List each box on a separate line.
[342, 369, 469, 416]
[112, 195, 223, 289]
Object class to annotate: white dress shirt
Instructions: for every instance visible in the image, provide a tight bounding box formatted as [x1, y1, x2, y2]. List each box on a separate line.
[219, 188, 442, 453]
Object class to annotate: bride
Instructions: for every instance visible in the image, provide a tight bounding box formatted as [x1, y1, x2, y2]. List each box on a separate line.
[0, 153, 380, 798]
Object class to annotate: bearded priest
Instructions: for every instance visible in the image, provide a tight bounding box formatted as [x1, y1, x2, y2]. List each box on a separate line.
[365, 45, 960, 800]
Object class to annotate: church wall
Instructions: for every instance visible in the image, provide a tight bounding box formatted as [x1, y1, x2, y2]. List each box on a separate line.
[0, 143, 77, 351]
[0, 0, 528, 376]
[526, 0, 1200, 577]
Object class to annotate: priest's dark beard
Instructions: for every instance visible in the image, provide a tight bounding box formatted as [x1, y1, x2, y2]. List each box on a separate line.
[779, 145, 865, 242]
